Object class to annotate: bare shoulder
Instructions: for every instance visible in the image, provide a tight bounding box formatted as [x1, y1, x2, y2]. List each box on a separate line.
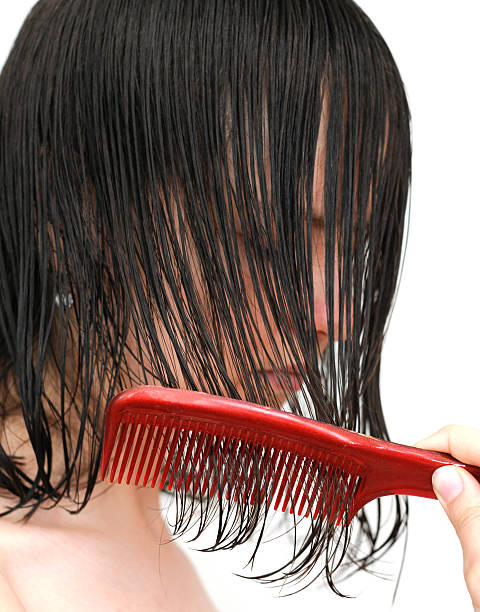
[0, 524, 25, 611]
[0, 571, 25, 612]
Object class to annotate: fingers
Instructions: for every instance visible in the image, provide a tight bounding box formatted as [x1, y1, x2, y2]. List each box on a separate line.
[430, 465, 480, 610]
[412, 424, 480, 610]
[412, 424, 480, 467]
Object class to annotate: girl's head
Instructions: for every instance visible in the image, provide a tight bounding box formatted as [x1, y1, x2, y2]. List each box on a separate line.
[0, 0, 410, 597]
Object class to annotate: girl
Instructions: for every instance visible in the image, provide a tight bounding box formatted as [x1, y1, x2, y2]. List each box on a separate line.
[0, 1, 477, 610]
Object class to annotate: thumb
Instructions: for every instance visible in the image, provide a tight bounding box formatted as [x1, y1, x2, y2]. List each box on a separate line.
[432, 465, 480, 610]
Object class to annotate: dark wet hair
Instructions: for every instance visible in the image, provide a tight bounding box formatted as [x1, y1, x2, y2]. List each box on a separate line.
[0, 0, 411, 600]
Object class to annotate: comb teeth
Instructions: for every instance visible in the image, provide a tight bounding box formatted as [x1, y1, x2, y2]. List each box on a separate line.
[101, 413, 362, 526]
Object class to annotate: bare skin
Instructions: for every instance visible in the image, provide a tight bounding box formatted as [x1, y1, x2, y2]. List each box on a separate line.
[0, 480, 219, 612]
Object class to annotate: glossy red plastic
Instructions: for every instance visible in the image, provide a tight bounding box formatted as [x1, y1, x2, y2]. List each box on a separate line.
[100, 386, 480, 526]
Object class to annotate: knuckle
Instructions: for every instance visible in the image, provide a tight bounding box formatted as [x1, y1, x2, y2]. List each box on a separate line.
[440, 424, 463, 454]
[456, 505, 480, 533]
[440, 423, 460, 435]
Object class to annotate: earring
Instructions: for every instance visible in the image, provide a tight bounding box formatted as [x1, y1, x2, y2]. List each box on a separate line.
[54, 292, 73, 308]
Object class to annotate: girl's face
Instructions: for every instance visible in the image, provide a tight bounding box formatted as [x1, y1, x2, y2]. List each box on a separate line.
[222, 112, 370, 406]
[226, 130, 353, 405]
[130, 112, 370, 408]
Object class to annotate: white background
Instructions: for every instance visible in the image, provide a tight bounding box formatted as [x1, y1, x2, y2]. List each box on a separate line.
[1, 2, 479, 610]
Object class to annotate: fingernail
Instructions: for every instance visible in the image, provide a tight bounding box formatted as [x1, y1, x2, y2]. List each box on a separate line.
[432, 466, 464, 505]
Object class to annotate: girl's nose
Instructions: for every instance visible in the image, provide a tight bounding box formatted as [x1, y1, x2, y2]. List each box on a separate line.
[312, 264, 354, 342]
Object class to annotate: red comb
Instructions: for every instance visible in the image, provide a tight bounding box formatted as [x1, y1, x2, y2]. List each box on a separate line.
[100, 386, 480, 527]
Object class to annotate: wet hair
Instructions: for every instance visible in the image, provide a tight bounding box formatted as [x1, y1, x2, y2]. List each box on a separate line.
[0, 0, 411, 601]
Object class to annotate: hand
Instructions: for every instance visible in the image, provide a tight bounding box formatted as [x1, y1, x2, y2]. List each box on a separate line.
[413, 425, 480, 611]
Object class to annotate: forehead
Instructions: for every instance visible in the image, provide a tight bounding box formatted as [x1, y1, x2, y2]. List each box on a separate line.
[231, 101, 374, 231]
[312, 114, 373, 225]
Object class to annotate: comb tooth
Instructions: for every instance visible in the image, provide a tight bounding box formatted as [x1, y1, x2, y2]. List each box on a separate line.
[205, 438, 218, 498]
[231, 439, 246, 502]
[248, 437, 270, 505]
[226, 437, 246, 502]
[223, 433, 241, 499]
[101, 402, 123, 481]
[233, 438, 253, 503]
[174, 424, 199, 491]
[314, 466, 338, 521]
[135, 417, 160, 486]
[333, 472, 352, 526]
[330, 468, 352, 525]
[257, 446, 280, 506]
[192, 432, 215, 496]
[247, 435, 267, 505]
[274, 447, 298, 511]
[281, 453, 303, 513]
[141, 422, 167, 487]
[216, 432, 236, 496]
[209, 429, 235, 498]
[148, 420, 180, 488]
[157, 424, 184, 489]
[229, 438, 247, 501]
[266, 449, 288, 507]
[326, 469, 345, 523]
[322, 466, 343, 521]
[109, 420, 129, 482]
[298, 456, 321, 516]
[352, 474, 362, 499]
[286, 453, 309, 514]
[334, 470, 361, 526]
[239, 434, 259, 504]
[185, 429, 208, 494]
[312, 462, 335, 520]
[289, 454, 315, 515]
[192, 432, 214, 496]
[167, 423, 192, 491]
[330, 465, 355, 525]
[222, 436, 242, 500]
[201, 429, 224, 497]
[340, 469, 354, 512]
[126, 422, 148, 484]
[345, 475, 363, 526]
[117, 420, 141, 483]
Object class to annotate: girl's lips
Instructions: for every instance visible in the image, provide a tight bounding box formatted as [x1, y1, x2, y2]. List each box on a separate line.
[261, 370, 302, 392]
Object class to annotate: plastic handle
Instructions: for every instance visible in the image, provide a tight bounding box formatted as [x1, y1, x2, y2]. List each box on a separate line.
[355, 442, 480, 516]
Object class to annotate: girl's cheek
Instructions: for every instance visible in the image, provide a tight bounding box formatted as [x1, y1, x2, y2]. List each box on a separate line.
[312, 261, 354, 342]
